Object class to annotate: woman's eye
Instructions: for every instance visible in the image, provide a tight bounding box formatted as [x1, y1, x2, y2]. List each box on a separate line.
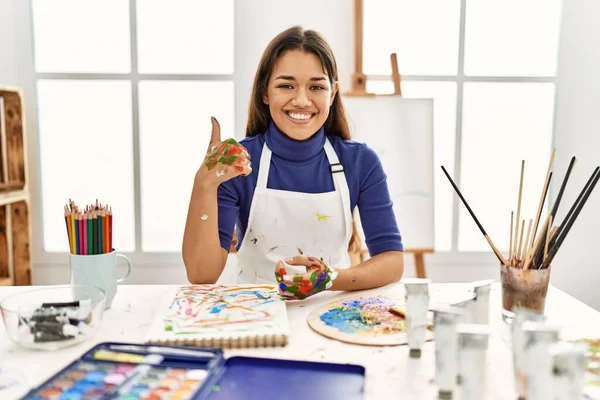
[311, 86, 325, 91]
[279, 84, 293, 89]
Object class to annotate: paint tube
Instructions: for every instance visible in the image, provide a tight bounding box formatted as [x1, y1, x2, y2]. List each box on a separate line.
[431, 305, 464, 399]
[511, 307, 545, 399]
[452, 295, 475, 323]
[402, 278, 430, 358]
[472, 279, 493, 324]
[521, 321, 560, 400]
[550, 341, 587, 400]
[456, 323, 489, 400]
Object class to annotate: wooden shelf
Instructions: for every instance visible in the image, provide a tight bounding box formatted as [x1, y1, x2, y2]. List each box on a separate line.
[0, 86, 31, 286]
[0, 189, 28, 207]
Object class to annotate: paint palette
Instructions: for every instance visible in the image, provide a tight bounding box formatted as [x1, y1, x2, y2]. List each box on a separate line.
[24, 343, 215, 400]
[24, 341, 366, 400]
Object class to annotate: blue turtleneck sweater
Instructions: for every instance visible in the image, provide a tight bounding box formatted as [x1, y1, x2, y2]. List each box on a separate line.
[217, 121, 403, 257]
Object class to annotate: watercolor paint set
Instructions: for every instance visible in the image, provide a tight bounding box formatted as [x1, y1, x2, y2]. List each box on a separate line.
[23, 341, 365, 400]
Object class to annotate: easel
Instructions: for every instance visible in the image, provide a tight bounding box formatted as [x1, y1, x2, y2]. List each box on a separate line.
[344, 0, 433, 278]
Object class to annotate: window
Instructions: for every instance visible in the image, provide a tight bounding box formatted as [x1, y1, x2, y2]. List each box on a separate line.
[32, 0, 234, 253]
[364, 0, 562, 252]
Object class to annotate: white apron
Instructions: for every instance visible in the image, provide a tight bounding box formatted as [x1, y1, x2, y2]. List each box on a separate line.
[236, 139, 353, 283]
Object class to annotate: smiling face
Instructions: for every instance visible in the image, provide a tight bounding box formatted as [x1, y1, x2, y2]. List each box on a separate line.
[263, 50, 339, 141]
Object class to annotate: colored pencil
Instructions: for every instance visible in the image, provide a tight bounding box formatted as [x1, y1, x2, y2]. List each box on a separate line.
[83, 214, 88, 255]
[70, 211, 76, 254]
[98, 212, 103, 255]
[108, 207, 113, 252]
[88, 212, 93, 255]
[63, 200, 114, 255]
[92, 211, 97, 255]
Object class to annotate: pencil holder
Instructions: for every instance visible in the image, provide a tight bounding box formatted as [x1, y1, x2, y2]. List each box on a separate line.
[500, 263, 551, 323]
[69, 250, 132, 310]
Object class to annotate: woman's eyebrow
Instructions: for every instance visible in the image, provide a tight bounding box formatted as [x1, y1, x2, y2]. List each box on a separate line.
[274, 75, 328, 82]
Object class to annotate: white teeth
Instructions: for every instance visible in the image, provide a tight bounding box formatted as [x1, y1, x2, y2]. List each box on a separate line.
[288, 112, 312, 120]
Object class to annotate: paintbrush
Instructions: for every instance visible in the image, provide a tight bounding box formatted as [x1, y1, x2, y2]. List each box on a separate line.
[541, 167, 600, 268]
[531, 157, 577, 268]
[441, 166, 507, 265]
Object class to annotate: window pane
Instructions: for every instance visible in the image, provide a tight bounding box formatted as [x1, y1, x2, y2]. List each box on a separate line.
[464, 0, 562, 76]
[459, 83, 555, 252]
[32, 0, 130, 73]
[364, 0, 461, 76]
[367, 81, 457, 251]
[136, 0, 234, 74]
[139, 81, 234, 251]
[37, 80, 135, 252]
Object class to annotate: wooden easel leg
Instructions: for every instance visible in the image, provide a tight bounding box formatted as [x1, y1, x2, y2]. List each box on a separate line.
[414, 253, 426, 278]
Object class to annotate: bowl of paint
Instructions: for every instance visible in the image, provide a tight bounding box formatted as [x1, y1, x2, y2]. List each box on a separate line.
[0, 285, 106, 350]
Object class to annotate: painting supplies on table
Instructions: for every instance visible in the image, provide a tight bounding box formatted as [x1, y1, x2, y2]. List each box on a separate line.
[307, 295, 434, 346]
[550, 341, 588, 400]
[18, 299, 93, 344]
[64, 198, 113, 255]
[431, 305, 464, 400]
[402, 278, 430, 358]
[456, 323, 489, 400]
[451, 279, 494, 325]
[511, 307, 545, 399]
[571, 337, 600, 399]
[23, 341, 366, 400]
[145, 285, 290, 348]
[521, 321, 561, 400]
[442, 152, 600, 320]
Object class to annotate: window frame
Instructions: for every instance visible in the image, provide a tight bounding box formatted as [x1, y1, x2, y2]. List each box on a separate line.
[18, 0, 559, 271]
[363, 0, 559, 253]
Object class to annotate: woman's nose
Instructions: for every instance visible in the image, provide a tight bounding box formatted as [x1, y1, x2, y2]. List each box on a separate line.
[292, 89, 311, 108]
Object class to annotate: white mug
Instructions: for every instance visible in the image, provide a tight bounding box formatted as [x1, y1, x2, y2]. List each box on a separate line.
[69, 250, 132, 309]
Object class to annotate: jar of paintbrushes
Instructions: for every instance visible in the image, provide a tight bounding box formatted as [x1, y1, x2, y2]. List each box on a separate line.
[442, 151, 599, 323]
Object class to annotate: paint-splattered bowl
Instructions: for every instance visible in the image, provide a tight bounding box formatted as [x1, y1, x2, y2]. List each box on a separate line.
[0, 285, 106, 351]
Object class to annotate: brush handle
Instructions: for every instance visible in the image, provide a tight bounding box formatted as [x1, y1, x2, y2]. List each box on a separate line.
[542, 167, 600, 268]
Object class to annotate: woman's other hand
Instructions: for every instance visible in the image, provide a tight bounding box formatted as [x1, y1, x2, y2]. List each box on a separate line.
[274, 255, 338, 300]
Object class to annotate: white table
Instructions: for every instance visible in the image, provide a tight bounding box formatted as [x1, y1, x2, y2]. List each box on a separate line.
[1, 283, 598, 399]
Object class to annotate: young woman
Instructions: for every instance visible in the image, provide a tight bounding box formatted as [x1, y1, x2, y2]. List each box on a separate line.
[183, 26, 404, 300]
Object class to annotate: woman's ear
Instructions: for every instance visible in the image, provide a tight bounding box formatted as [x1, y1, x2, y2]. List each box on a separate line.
[330, 81, 339, 106]
[262, 93, 269, 105]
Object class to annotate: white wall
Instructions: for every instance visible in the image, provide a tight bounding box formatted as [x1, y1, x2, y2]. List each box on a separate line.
[550, 0, 600, 310]
[0, 0, 18, 85]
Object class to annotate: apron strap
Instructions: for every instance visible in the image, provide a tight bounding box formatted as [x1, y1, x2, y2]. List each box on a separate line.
[256, 144, 272, 189]
[323, 139, 354, 251]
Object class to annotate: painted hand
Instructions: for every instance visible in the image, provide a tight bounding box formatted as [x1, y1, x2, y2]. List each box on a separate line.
[197, 117, 252, 186]
[274, 256, 338, 300]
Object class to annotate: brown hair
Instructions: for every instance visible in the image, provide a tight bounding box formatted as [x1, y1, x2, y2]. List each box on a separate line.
[246, 26, 362, 256]
[246, 26, 351, 141]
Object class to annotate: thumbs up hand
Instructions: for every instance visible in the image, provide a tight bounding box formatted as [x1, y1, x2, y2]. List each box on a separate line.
[197, 117, 252, 187]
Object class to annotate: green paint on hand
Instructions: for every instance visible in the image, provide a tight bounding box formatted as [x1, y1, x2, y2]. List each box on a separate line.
[286, 285, 299, 293]
[293, 275, 303, 283]
[226, 139, 239, 145]
[226, 155, 239, 164]
[310, 271, 317, 282]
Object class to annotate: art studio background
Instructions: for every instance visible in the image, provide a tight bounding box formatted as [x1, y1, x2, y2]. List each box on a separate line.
[0, 1, 599, 308]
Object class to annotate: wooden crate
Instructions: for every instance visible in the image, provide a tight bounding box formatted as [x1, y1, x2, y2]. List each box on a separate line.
[0, 87, 31, 286]
[0, 200, 32, 286]
[0, 88, 26, 190]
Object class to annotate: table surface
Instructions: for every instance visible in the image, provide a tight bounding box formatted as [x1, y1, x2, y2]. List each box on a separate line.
[1, 283, 598, 399]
